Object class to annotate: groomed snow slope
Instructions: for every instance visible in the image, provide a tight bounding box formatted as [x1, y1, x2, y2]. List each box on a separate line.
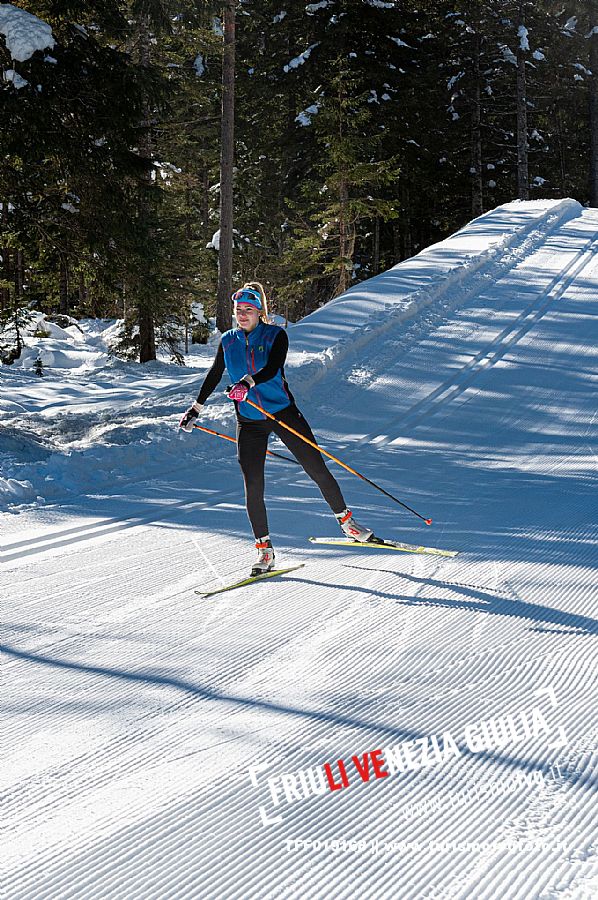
[1, 199, 597, 899]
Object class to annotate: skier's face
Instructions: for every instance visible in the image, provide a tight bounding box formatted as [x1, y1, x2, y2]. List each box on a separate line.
[235, 303, 260, 332]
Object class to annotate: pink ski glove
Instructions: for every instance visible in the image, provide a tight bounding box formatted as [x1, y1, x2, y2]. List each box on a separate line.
[227, 381, 250, 402]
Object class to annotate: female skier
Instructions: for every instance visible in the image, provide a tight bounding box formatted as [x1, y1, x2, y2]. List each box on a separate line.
[179, 282, 373, 575]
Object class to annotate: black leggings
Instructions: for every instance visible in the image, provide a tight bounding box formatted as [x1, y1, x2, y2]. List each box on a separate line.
[236, 404, 346, 538]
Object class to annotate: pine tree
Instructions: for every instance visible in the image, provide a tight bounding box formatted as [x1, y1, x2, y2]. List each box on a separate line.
[0, 1, 151, 356]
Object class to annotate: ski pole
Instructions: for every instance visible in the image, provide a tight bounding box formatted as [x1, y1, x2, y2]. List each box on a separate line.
[238, 396, 432, 525]
[193, 423, 299, 465]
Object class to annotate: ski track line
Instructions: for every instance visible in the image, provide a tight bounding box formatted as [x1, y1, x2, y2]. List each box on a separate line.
[0, 596, 328, 765]
[5, 552, 596, 764]
[0, 482, 245, 563]
[2, 531, 187, 600]
[3, 546, 301, 664]
[4, 522, 592, 728]
[360, 219, 598, 445]
[1, 557, 417, 772]
[322, 212, 592, 444]
[3, 558, 404, 802]
[13, 518, 254, 598]
[5, 620, 352, 824]
[384, 222, 598, 446]
[2, 498, 464, 652]
[0, 538, 244, 664]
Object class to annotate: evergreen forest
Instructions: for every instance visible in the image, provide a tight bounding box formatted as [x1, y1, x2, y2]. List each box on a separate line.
[1, 0, 595, 362]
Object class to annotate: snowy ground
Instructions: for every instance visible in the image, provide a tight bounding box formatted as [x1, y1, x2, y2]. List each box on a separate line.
[1, 199, 597, 899]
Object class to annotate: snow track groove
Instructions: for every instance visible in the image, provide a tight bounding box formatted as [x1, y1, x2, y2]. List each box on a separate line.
[1, 480, 243, 563]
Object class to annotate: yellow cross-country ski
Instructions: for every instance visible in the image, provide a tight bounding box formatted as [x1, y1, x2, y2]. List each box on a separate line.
[196, 564, 305, 598]
[308, 537, 458, 558]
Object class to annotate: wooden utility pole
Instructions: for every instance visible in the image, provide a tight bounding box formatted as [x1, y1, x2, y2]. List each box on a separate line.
[216, 1, 236, 332]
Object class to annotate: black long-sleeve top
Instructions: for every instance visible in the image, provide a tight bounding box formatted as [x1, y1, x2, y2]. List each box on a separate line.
[196, 329, 290, 405]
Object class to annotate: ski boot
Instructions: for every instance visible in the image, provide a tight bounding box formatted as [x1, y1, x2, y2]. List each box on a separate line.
[251, 536, 276, 577]
[335, 508, 374, 543]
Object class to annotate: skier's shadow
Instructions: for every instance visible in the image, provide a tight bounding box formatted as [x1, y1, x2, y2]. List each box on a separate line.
[336, 565, 598, 636]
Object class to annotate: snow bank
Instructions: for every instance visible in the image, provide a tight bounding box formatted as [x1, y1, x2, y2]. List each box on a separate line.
[10, 317, 120, 372]
[0, 4, 54, 62]
[0, 348, 225, 511]
[0, 474, 37, 505]
[0, 412, 212, 511]
[288, 198, 582, 386]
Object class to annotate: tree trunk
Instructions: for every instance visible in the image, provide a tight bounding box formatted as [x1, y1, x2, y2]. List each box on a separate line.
[337, 176, 350, 296]
[78, 270, 88, 312]
[216, 0, 236, 333]
[589, 0, 598, 205]
[373, 217, 380, 275]
[392, 221, 400, 262]
[139, 301, 156, 362]
[200, 161, 209, 234]
[553, 105, 567, 195]
[13, 294, 22, 357]
[471, 29, 483, 216]
[516, 2, 529, 200]
[279, 27, 297, 253]
[1, 204, 9, 315]
[59, 254, 69, 314]
[400, 178, 412, 260]
[137, 10, 157, 363]
[185, 185, 193, 241]
[335, 66, 351, 298]
[15, 249, 24, 300]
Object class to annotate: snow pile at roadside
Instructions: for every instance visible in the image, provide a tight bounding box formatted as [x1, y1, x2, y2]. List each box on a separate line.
[0, 316, 226, 509]
[0, 417, 196, 508]
[13, 316, 116, 372]
[0, 373, 230, 510]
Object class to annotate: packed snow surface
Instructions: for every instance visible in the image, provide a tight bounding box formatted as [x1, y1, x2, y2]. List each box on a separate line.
[1, 199, 597, 898]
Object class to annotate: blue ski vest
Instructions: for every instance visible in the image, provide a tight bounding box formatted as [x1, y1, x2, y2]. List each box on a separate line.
[221, 322, 292, 420]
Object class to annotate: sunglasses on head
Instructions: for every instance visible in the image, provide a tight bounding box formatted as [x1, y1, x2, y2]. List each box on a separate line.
[232, 288, 262, 310]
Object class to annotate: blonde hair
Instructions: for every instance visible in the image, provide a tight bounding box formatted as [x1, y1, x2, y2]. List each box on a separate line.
[241, 281, 270, 323]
